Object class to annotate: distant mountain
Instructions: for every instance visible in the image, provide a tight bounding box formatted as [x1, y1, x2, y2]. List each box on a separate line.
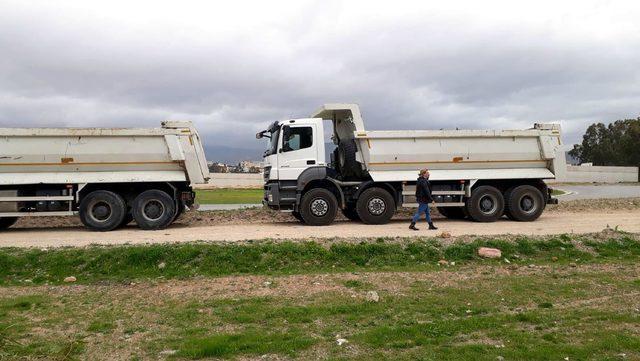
[204, 144, 264, 164]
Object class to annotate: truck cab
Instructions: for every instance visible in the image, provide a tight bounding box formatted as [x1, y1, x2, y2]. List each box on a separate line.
[261, 118, 326, 183]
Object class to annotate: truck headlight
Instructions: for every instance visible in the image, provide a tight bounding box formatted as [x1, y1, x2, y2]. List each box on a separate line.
[268, 194, 273, 202]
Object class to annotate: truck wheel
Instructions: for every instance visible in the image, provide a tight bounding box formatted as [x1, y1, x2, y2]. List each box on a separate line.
[0, 217, 18, 230]
[300, 188, 338, 226]
[171, 201, 185, 222]
[79, 190, 127, 232]
[505, 185, 545, 222]
[132, 190, 176, 230]
[465, 186, 504, 222]
[342, 205, 361, 221]
[356, 187, 395, 224]
[437, 207, 467, 219]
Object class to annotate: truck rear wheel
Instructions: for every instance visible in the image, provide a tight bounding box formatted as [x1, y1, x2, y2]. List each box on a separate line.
[465, 186, 504, 222]
[79, 190, 127, 232]
[300, 188, 338, 226]
[132, 190, 176, 230]
[356, 187, 395, 224]
[437, 207, 467, 219]
[505, 185, 545, 222]
[0, 217, 18, 230]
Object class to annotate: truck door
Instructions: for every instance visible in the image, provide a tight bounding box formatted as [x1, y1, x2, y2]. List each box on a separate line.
[278, 124, 317, 180]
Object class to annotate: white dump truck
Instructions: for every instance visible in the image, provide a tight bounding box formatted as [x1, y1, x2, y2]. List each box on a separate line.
[0, 121, 209, 231]
[257, 104, 563, 226]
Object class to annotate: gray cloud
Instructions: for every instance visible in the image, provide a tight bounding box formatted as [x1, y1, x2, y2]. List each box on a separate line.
[1, 0, 639, 159]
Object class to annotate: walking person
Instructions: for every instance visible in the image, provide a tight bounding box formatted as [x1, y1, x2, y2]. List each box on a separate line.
[409, 168, 438, 231]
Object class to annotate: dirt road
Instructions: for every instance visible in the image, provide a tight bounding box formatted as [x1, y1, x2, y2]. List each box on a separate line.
[1, 210, 638, 248]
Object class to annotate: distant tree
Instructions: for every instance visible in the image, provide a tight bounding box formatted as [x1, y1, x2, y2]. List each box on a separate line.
[569, 118, 640, 168]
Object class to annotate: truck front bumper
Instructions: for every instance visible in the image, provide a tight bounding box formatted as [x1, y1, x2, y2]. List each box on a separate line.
[263, 181, 297, 211]
[263, 182, 280, 210]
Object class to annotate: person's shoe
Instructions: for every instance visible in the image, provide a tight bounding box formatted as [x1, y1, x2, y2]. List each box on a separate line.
[409, 222, 419, 231]
[428, 222, 438, 230]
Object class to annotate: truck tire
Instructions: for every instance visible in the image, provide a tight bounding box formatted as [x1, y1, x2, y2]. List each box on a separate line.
[437, 207, 467, 219]
[356, 187, 395, 224]
[171, 201, 185, 222]
[0, 217, 18, 230]
[337, 140, 364, 179]
[132, 189, 177, 230]
[300, 188, 338, 226]
[505, 185, 545, 222]
[79, 190, 127, 232]
[465, 186, 504, 222]
[342, 205, 361, 221]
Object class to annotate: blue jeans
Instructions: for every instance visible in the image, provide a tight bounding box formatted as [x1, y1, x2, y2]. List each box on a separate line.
[412, 202, 432, 223]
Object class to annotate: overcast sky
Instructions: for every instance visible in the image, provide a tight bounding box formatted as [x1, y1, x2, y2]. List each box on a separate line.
[1, 0, 639, 154]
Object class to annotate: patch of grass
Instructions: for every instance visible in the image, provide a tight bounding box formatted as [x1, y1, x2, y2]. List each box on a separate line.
[343, 279, 373, 290]
[86, 320, 115, 333]
[1, 234, 639, 285]
[195, 188, 262, 204]
[550, 188, 566, 196]
[3, 255, 640, 360]
[178, 330, 315, 358]
[0, 295, 47, 314]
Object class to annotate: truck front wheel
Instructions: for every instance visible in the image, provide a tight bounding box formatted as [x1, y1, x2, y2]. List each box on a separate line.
[79, 190, 127, 232]
[465, 186, 504, 222]
[505, 185, 545, 222]
[356, 187, 395, 224]
[300, 188, 338, 226]
[132, 190, 177, 230]
[0, 217, 18, 230]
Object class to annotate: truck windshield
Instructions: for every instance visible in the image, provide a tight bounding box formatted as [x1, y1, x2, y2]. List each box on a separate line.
[265, 127, 280, 156]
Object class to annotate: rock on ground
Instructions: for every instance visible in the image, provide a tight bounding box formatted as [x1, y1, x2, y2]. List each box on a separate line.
[478, 247, 502, 259]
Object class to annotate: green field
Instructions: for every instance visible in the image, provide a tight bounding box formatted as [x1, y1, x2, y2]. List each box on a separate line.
[2, 233, 640, 359]
[195, 188, 262, 204]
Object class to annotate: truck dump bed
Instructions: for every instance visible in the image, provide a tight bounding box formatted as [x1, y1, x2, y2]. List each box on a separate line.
[312, 104, 564, 182]
[0, 121, 210, 186]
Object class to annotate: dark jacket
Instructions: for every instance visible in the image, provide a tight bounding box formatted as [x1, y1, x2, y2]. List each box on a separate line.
[415, 177, 433, 203]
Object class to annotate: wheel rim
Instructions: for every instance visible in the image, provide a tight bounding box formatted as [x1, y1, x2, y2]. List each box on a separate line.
[479, 195, 498, 214]
[90, 201, 112, 222]
[519, 194, 538, 214]
[367, 197, 386, 215]
[310, 198, 329, 217]
[142, 199, 165, 221]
